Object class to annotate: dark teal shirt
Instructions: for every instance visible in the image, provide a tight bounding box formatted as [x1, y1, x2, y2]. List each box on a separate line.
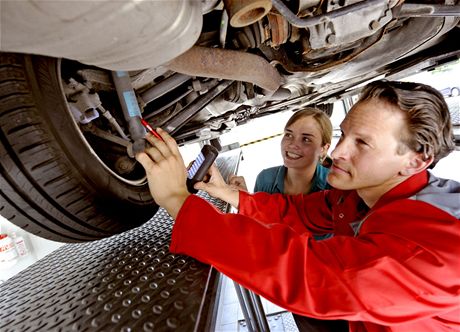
[253, 164, 331, 194]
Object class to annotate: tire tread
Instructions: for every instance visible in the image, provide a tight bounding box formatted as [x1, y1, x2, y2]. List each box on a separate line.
[0, 54, 107, 241]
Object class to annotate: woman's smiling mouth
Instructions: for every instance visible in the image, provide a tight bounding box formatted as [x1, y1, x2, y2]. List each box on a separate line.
[285, 151, 302, 160]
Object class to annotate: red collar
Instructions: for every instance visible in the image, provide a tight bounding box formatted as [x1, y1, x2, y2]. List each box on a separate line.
[373, 170, 429, 210]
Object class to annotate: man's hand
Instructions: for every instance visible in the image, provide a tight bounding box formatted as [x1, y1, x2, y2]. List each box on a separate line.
[194, 165, 240, 208]
[228, 175, 248, 191]
[135, 128, 190, 219]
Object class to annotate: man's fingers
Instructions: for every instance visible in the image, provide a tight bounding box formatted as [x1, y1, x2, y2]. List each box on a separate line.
[135, 151, 154, 169]
[144, 131, 173, 159]
[144, 145, 167, 163]
[157, 128, 182, 156]
[144, 133, 161, 147]
[144, 127, 183, 161]
[194, 181, 206, 191]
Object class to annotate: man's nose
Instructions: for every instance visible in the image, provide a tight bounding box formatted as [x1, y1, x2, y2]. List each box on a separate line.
[331, 138, 350, 160]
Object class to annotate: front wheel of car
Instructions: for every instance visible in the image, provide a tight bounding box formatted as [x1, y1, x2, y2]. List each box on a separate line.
[0, 53, 158, 243]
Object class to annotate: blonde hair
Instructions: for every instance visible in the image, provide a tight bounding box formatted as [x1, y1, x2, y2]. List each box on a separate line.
[285, 107, 333, 147]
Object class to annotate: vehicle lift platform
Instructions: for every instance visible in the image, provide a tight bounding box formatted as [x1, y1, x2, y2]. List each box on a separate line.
[0, 148, 249, 332]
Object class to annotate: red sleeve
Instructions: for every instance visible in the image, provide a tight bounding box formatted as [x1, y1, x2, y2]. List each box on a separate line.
[238, 190, 335, 235]
[170, 195, 460, 325]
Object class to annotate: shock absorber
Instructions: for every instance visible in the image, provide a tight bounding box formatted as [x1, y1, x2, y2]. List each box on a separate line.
[111, 71, 146, 155]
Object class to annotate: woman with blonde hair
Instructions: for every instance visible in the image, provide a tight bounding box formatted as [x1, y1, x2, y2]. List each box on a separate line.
[230, 107, 333, 197]
[253, 107, 332, 195]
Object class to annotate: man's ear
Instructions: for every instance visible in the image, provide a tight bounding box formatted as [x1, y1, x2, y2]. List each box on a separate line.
[399, 153, 434, 176]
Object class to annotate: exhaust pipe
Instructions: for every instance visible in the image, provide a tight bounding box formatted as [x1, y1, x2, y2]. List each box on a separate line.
[166, 46, 283, 92]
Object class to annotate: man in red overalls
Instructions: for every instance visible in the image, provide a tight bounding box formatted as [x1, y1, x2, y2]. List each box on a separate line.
[136, 80, 460, 332]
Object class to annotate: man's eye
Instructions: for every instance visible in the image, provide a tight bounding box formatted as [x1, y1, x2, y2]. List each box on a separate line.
[357, 139, 368, 146]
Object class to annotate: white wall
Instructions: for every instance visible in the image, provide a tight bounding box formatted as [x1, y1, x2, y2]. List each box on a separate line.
[0, 215, 64, 283]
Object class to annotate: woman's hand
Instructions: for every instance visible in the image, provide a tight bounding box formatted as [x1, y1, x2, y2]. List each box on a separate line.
[228, 175, 248, 191]
[194, 165, 240, 208]
[135, 128, 190, 219]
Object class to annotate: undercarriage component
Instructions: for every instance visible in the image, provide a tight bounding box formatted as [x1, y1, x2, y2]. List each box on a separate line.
[98, 105, 129, 141]
[111, 71, 145, 154]
[223, 0, 272, 27]
[164, 80, 235, 135]
[272, 0, 392, 50]
[398, 3, 460, 17]
[64, 78, 102, 124]
[81, 123, 134, 157]
[166, 46, 283, 92]
[271, 0, 386, 28]
[297, 0, 322, 15]
[64, 79, 129, 140]
[139, 73, 192, 106]
[267, 12, 291, 47]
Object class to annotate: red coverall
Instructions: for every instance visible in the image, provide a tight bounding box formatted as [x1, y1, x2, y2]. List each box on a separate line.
[170, 170, 460, 331]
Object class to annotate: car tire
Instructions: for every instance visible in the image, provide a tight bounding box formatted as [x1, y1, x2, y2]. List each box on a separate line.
[0, 53, 158, 243]
[451, 87, 459, 97]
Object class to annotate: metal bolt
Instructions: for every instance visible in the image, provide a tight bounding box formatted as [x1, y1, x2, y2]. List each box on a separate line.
[119, 161, 129, 170]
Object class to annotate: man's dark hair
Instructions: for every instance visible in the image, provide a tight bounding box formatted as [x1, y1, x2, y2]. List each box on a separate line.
[357, 80, 455, 167]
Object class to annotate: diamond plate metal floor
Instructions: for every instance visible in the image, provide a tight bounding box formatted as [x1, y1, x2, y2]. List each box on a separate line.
[238, 312, 299, 332]
[0, 149, 242, 332]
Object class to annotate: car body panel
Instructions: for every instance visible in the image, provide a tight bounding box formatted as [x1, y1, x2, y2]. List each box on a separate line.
[1, 0, 202, 71]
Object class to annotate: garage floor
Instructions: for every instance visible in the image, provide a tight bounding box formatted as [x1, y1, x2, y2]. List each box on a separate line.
[0, 206, 224, 331]
[215, 274, 299, 332]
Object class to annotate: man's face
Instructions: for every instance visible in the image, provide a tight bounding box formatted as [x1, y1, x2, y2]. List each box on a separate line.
[328, 99, 413, 194]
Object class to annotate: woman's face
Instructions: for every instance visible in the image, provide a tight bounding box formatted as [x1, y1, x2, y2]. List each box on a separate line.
[281, 116, 328, 169]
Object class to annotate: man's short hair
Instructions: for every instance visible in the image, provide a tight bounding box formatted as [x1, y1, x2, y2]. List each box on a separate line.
[357, 80, 455, 167]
